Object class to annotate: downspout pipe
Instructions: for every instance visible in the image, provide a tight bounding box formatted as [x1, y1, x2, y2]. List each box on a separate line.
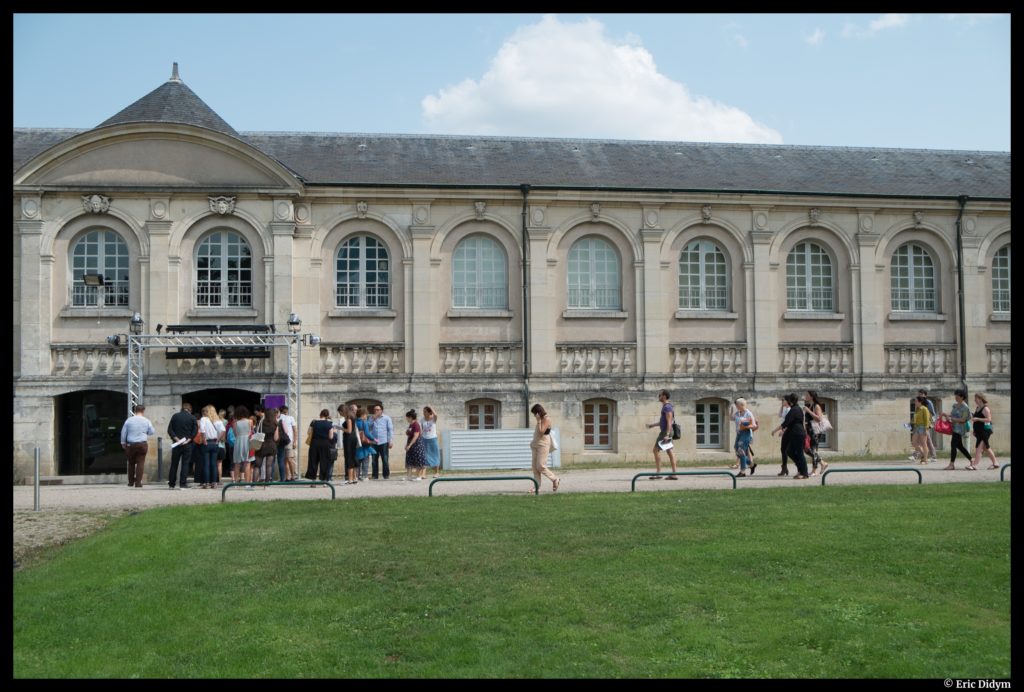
[955, 195, 969, 393]
[520, 184, 531, 428]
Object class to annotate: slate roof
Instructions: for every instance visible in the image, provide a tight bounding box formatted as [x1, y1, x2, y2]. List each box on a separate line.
[13, 74, 1010, 200]
[96, 77, 239, 138]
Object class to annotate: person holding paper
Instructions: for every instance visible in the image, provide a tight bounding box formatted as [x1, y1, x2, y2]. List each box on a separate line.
[646, 390, 678, 480]
[167, 402, 197, 489]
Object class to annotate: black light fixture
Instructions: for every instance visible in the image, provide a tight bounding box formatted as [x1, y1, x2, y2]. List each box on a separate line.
[129, 312, 144, 335]
[106, 335, 121, 346]
[83, 273, 105, 287]
[156, 323, 163, 334]
[287, 312, 302, 333]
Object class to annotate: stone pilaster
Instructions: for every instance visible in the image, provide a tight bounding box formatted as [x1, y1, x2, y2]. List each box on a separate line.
[269, 219, 296, 373]
[409, 223, 438, 374]
[18, 219, 46, 376]
[749, 223, 776, 379]
[856, 230, 884, 381]
[640, 224, 665, 376]
[527, 224, 554, 374]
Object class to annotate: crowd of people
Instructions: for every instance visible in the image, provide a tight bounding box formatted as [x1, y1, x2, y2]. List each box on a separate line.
[156, 401, 446, 489]
[118, 388, 1001, 490]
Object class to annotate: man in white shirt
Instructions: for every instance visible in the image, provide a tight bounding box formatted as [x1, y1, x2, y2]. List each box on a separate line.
[120, 404, 156, 488]
[277, 404, 297, 481]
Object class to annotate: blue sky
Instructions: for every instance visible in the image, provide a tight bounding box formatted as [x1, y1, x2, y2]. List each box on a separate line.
[13, 13, 1010, 151]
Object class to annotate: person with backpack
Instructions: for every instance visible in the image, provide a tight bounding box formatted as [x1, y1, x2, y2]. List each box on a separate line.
[645, 389, 678, 480]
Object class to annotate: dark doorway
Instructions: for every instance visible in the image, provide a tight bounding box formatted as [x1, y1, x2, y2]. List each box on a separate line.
[183, 388, 261, 419]
[56, 390, 128, 475]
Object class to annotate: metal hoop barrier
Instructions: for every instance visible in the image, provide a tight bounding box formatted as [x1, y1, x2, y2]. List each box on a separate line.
[631, 471, 737, 491]
[428, 476, 539, 496]
[221, 480, 336, 502]
[1000, 463, 1011, 482]
[820, 467, 922, 486]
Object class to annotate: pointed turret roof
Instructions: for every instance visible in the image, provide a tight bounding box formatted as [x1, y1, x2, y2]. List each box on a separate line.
[96, 63, 239, 137]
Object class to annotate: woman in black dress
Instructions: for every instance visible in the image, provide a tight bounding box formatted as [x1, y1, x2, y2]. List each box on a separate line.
[342, 403, 359, 484]
[304, 408, 335, 482]
[772, 393, 810, 479]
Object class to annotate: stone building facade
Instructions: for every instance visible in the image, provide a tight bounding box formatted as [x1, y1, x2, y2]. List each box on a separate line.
[13, 68, 1011, 477]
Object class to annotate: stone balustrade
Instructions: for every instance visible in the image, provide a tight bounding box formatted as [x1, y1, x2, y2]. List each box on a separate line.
[165, 357, 270, 375]
[440, 343, 521, 375]
[986, 343, 1011, 375]
[557, 343, 636, 375]
[670, 343, 746, 375]
[51, 345, 126, 376]
[778, 343, 854, 375]
[320, 344, 404, 374]
[884, 344, 957, 375]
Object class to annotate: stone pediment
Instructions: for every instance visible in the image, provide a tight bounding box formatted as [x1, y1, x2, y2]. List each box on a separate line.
[14, 123, 301, 193]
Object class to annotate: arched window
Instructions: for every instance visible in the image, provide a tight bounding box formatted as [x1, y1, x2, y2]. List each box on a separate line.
[992, 245, 1011, 314]
[196, 231, 252, 307]
[786, 242, 834, 311]
[679, 240, 728, 310]
[582, 398, 615, 450]
[336, 236, 390, 308]
[70, 229, 129, 307]
[568, 237, 620, 309]
[695, 398, 725, 449]
[466, 399, 501, 430]
[890, 243, 935, 312]
[452, 236, 508, 308]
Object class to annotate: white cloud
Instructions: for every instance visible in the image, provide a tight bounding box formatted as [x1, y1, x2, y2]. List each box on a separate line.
[869, 13, 910, 32]
[805, 28, 825, 46]
[943, 13, 1004, 27]
[842, 13, 911, 39]
[421, 15, 782, 144]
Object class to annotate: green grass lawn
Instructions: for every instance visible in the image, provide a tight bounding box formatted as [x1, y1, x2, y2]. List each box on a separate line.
[13, 484, 1010, 678]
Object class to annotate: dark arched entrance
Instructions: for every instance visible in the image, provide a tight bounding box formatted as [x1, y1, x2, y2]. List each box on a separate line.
[56, 390, 128, 474]
[183, 388, 261, 420]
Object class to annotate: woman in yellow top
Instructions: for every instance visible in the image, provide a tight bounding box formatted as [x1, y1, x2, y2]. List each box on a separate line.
[912, 395, 932, 464]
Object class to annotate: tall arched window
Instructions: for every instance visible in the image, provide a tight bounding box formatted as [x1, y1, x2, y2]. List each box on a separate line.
[786, 242, 834, 311]
[452, 236, 508, 308]
[568, 237, 620, 309]
[679, 240, 728, 310]
[890, 243, 936, 312]
[71, 229, 129, 307]
[336, 236, 390, 308]
[196, 231, 252, 307]
[992, 245, 1010, 314]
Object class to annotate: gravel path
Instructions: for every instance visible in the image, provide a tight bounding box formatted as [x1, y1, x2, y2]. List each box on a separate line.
[13, 459, 1010, 568]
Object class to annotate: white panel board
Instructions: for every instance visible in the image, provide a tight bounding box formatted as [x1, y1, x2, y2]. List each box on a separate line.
[444, 429, 560, 470]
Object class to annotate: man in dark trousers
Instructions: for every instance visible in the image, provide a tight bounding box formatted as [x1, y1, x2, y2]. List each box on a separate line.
[167, 401, 198, 489]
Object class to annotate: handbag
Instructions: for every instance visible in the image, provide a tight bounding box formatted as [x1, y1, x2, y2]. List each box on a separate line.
[278, 421, 290, 448]
[305, 426, 313, 446]
[192, 428, 203, 445]
[803, 435, 811, 451]
[933, 418, 953, 435]
[671, 422, 681, 440]
[549, 430, 559, 451]
[810, 415, 833, 436]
